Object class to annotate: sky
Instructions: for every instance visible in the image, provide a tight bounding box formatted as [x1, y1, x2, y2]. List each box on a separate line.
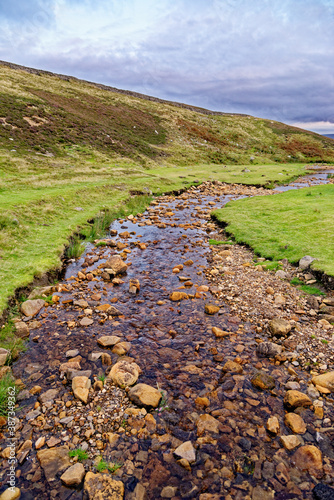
[0, 0, 334, 134]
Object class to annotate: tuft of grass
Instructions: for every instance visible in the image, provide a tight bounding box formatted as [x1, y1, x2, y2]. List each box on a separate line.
[321, 339, 329, 344]
[255, 260, 282, 271]
[213, 184, 334, 277]
[290, 278, 325, 295]
[0, 373, 18, 417]
[65, 236, 86, 259]
[209, 239, 234, 245]
[68, 448, 89, 461]
[96, 458, 122, 473]
[0, 319, 25, 360]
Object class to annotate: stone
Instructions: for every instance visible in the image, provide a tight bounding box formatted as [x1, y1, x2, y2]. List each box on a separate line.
[284, 413, 307, 434]
[161, 486, 177, 498]
[129, 279, 140, 294]
[174, 441, 196, 463]
[73, 299, 89, 308]
[267, 416, 280, 434]
[280, 435, 303, 450]
[128, 383, 162, 408]
[299, 255, 316, 270]
[97, 336, 122, 348]
[275, 270, 289, 279]
[0, 488, 21, 500]
[212, 327, 230, 338]
[20, 299, 45, 317]
[28, 286, 54, 300]
[80, 317, 94, 327]
[197, 414, 220, 436]
[72, 376, 91, 404]
[37, 445, 70, 483]
[66, 349, 80, 358]
[251, 371, 275, 390]
[274, 294, 286, 306]
[0, 348, 9, 366]
[112, 342, 131, 355]
[60, 463, 85, 486]
[252, 486, 275, 500]
[35, 437, 45, 450]
[205, 304, 220, 315]
[15, 322, 29, 338]
[108, 360, 140, 387]
[38, 389, 59, 404]
[284, 390, 312, 409]
[83, 472, 124, 499]
[169, 291, 188, 301]
[312, 372, 334, 392]
[222, 360, 243, 374]
[103, 255, 128, 275]
[256, 342, 283, 358]
[268, 318, 292, 337]
[292, 445, 323, 477]
[312, 483, 334, 500]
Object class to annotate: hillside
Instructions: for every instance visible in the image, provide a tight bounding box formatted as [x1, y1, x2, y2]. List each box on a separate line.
[1, 60, 334, 167]
[0, 60, 334, 315]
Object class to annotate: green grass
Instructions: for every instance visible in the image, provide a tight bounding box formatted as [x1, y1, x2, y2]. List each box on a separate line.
[254, 260, 282, 271]
[96, 458, 122, 473]
[0, 316, 25, 359]
[208, 239, 234, 245]
[290, 278, 325, 296]
[213, 184, 334, 276]
[68, 448, 89, 461]
[0, 372, 18, 417]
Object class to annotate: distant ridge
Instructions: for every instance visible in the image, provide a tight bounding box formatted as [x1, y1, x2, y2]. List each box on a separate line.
[0, 59, 249, 118]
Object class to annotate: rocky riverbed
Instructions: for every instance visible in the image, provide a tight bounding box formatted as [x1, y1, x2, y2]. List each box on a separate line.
[0, 181, 334, 500]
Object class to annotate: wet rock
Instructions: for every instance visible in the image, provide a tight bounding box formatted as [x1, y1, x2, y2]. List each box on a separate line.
[0, 348, 9, 366]
[108, 359, 140, 387]
[129, 279, 140, 294]
[103, 255, 128, 275]
[0, 488, 21, 500]
[174, 441, 196, 463]
[252, 486, 274, 500]
[312, 483, 334, 500]
[169, 291, 189, 301]
[284, 413, 307, 434]
[212, 326, 230, 338]
[180, 481, 199, 499]
[280, 435, 304, 450]
[72, 376, 91, 404]
[222, 360, 243, 374]
[38, 389, 59, 404]
[80, 317, 94, 327]
[268, 318, 292, 337]
[112, 341, 131, 355]
[299, 255, 316, 270]
[15, 321, 29, 338]
[66, 349, 80, 358]
[73, 299, 89, 308]
[284, 390, 312, 409]
[97, 335, 122, 348]
[267, 416, 280, 434]
[292, 445, 323, 477]
[37, 445, 70, 483]
[251, 371, 275, 390]
[35, 437, 45, 450]
[20, 299, 45, 317]
[205, 303, 220, 315]
[83, 472, 124, 499]
[197, 414, 220, 436]
[161, 486, 177, 498]
[256, 342, 283, 358]
[128, 383, 162, 408]
[60, 463, 85, 486]
[312, 372, 334, 392]
[28, 285, 54, 300]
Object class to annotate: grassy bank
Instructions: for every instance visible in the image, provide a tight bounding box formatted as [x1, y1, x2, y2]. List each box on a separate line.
[212, 184, 334, 276]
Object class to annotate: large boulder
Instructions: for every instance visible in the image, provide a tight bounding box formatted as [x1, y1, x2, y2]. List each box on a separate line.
[256, 342, 283, 358]
[312, 372, 334, 392]
[20, 299, 45, 317]
[268, 318, 292, 337]
[284, 390, 312, 410]
[37, 446, 70, 483]
[299, 256, 316, 270]
[103, 255, 128, 275]
[72, 376, 91, 404]
[108, 360, 140, 387]
[128, 383, 162, 409]
[60, 463, 85, 486]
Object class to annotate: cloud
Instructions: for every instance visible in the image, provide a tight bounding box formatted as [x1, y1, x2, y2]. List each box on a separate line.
[0, 0, 333, 131]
